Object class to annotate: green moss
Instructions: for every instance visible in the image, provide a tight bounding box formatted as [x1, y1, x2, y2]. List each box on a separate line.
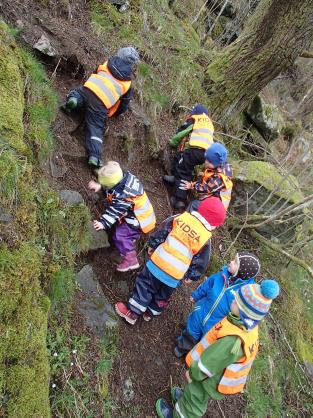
[20, 50, 58, 159]
[0, 22, 26, 155]
[232, 160, 304, 203]
[0, 21, 91, 418]
[90, 0, 211, 111]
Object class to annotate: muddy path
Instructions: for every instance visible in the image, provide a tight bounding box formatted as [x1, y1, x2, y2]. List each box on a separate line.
[1, 1, 243, 416]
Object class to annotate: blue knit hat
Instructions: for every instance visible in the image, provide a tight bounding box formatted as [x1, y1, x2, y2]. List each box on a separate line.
[204, 143, 228, 168]
[234, 279, 280, 329]
[192, 104, 209, 116]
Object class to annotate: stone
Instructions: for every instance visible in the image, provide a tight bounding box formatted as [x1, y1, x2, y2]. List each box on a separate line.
[33, 34, 57, 57]
[49, 154, 68, 178]
[88, 222, 110, 250]
[0, 208, 13, 224]
[245, 95, 285, 142]
[59, 190, 84, 205]
[76, 265, 118, 336]
[123, 378, 135, 402]
[304, 360, 313, 378]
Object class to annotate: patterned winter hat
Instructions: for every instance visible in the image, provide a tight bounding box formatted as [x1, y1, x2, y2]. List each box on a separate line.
[98, 161, 123, 188]
[234, 280, 280, 329]
[116, 47, 140, 65]
[233, 251, 261, 280]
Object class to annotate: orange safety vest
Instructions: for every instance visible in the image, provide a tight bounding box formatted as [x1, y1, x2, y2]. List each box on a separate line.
[186, 317, 259, 395]
[151, 211, 212, 280]
[126, 192, 156, 234]
[189, 114, 214, 150]
[202, 170, 233, 210]
[84, 61, 131, 114]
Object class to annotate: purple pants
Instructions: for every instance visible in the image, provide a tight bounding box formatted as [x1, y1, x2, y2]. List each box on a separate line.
[112, 222, 141, 255]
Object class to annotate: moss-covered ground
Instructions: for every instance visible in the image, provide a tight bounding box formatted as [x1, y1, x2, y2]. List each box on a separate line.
[0, 22, 91, 417]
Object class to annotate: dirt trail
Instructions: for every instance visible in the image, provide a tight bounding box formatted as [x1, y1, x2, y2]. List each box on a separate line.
[1, 1, 243, 416]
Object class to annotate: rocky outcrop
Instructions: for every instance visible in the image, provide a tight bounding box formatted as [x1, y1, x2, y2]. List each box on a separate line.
[76, 265, 118, 336]
[245, 95, 285, 142]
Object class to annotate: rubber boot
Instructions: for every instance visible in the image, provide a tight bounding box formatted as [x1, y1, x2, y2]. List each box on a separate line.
[116, 251, 140, 272]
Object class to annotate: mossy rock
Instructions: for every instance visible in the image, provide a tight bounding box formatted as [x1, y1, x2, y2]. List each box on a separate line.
[245, 95, 285, 142]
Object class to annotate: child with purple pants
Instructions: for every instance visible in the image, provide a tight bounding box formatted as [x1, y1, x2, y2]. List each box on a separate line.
[88, 161, 156, 272]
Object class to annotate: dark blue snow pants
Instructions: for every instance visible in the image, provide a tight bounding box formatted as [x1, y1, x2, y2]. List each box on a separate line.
[67, 86, 108, 161]
[128, 266, 176, 316]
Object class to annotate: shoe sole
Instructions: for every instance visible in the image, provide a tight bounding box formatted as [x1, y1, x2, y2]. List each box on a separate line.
[116, 263, 140, 272]
[114, 304, 137, 325]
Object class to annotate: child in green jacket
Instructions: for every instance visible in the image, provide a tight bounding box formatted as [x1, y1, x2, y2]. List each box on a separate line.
[155, 280, 280, 418]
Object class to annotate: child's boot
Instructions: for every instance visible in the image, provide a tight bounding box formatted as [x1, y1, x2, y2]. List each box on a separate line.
[171, 387, 183, 403]
[116, 251, 140, 272]
[115, 302, 138, 325]
[143, 310, 153, 322]
[155, 399, 173, 418]
[60, 97, 78, 113]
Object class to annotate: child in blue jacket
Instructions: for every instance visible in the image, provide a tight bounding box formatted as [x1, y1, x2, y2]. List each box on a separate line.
[174, 251, 261, 357]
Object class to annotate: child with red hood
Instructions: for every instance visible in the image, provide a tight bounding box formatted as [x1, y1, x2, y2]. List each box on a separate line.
[115, 197, 226, 325]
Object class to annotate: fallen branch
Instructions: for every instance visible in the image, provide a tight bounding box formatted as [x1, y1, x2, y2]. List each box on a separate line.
[250, 230, 313, 279]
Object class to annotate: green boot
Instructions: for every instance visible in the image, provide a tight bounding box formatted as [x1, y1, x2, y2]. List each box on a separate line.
[88, 156, 103, 168]
[60, 97, 77, 113]
[155, 399, 173, 418]
[171, 387, 183, 403]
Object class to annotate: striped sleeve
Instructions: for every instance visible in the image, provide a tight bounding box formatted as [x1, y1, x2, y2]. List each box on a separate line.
[194, 174, 224, 194]
[99, 197, 133, 229]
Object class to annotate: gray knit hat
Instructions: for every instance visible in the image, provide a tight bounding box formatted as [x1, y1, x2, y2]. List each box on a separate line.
[116, 47, 140, 65]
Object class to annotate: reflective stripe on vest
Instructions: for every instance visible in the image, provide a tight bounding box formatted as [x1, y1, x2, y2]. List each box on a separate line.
[84, 61, 131, 109]
[151, 212, 212, 280]
[186, 317, 259, 395]
[189, 114, 214, 149]
[203, 170, 233, 210]
[126, 192, 156, 233]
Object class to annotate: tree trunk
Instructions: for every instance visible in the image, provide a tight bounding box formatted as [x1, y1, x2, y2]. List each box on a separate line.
[206, 0, 313, 119]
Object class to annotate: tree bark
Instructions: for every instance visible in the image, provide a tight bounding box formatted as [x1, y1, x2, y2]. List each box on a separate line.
[205, 0, 313, 119]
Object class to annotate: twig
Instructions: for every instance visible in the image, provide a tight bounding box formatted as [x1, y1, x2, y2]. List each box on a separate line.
[216, 401, 226, 418]
[250, 230, 313, 279]
[224, 192, 249, 256]
[51, 57, 61, 79]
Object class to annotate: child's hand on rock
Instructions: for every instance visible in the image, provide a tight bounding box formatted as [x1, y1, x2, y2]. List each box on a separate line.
[184, 278, 192, 284]
[93, 220, 104, 231]
[190, 296, 194, 302]
[88, 180, 101, 192]
[147, 247, 154, 256]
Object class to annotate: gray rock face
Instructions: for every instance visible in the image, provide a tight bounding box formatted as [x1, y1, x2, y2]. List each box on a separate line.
[123, 378, 135, 402]
[59, 190, 84, 205]
[76, 265, 118, 336]
[245, 95, 284, 142]
[88, 222, 110, 250]
[33, 34, 57, 57]
[0, 208, 13, 224]
[304, 360, 313, 379]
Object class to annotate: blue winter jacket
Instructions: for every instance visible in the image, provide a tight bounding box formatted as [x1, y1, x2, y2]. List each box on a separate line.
[187, 265, 255, 338]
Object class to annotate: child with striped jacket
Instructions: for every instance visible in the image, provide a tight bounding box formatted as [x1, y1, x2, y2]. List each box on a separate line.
[89, 161, 156, 272]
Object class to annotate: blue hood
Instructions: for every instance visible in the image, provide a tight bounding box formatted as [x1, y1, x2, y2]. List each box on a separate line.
[108, 56, 132, 81]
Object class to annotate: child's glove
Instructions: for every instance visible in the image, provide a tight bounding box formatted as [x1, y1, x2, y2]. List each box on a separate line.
[88, 180, 101, 193]
[93, 220, 105, 231]
[179, 180, 192, 190]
